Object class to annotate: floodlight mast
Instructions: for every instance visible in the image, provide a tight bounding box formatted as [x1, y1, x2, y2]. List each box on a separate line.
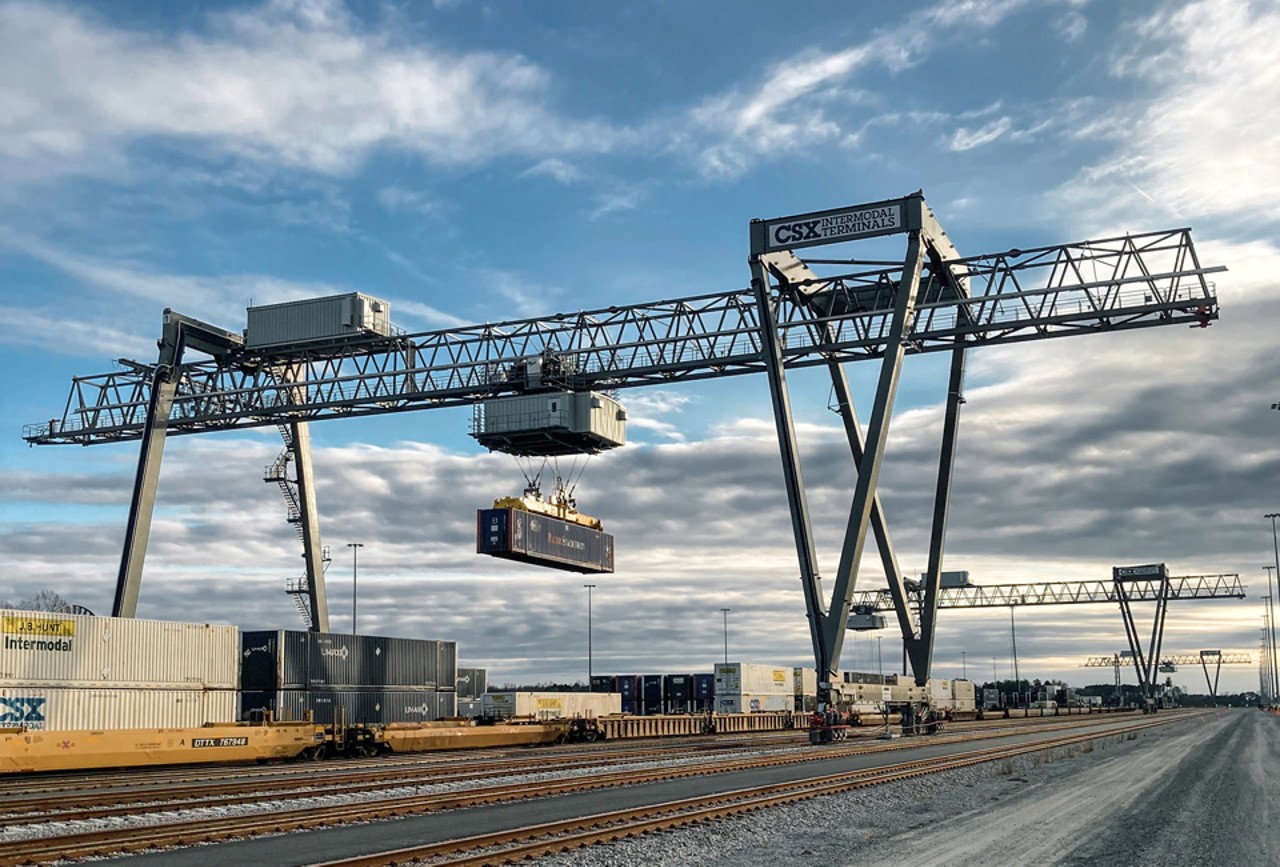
[24, 193, 1223, 672]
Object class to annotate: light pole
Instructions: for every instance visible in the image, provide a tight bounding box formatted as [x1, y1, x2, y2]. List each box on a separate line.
[1268, 515, 1280, 694]
[1267, 567, 1279, 700]
[992, 656, 998, 683]
[876, 636, 883, 679]
[346, 542, 363, 634]
[720, 608, 731, 664]
[584, 584, 596, 684]
[1010, 606, 1020, 707]
[961, 651, 967, 680]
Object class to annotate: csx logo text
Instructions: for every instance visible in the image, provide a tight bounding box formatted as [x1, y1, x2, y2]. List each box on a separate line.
[771, 220, 821, 244]
[0, 697, 46, 723]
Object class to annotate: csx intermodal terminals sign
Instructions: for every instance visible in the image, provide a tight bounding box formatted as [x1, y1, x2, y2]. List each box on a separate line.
[752, 197, 910, 254]
[1112, 563, 1168, 580]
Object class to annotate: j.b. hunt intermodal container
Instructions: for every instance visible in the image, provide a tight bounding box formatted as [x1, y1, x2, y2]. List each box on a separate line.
[240, 630, 457, 691]
[0, 610, 238, 689]
[477, 507, 614, 573]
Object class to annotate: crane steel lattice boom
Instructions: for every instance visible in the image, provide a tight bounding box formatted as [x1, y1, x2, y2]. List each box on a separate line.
[25, 229, 1218, 446]
[848, 574, 1246, 610]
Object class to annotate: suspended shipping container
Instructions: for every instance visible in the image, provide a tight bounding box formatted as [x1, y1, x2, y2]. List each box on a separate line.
[1, 686, 236, 731]
[0, 611, 238, 690]
[477, 507, 614, 574]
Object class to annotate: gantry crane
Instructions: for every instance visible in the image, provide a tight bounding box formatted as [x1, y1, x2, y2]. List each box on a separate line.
[1085, 650, 1252, 703]
[24, 192, 1224, 711]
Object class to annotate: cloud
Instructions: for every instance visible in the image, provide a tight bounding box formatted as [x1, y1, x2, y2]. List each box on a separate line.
[6, 408, 1265, 689]
[949, 117, 1013, 151]
[680, 0, 1032, 178]
[376, 186, 441, 217]
[0, 228, 354, 356]
[1058, 0, 1280, 228]
[522, 159, 583, 184]
[0, 0, 624, 184]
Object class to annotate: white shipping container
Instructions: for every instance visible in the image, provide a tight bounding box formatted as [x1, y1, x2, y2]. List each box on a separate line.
[929, 678, 951, 700]
[714, 663, 792, 696]
[715, 693, 793, 713]
[951, 679, 976, 703]
[481, 692, 621, 720]
[0, 611, 239, 689]
[245, 292, 391, 349]
[0, 687, 236, 731]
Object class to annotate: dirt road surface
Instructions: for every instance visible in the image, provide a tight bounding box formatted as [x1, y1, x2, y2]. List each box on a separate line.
[542, 709, 1278, 866]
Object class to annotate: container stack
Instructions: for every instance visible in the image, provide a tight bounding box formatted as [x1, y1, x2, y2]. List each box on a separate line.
[239, 630, 457, 725]
[713, 662, 793, 713]
[662, 674, 694, 713]
[456, 666, 488, 717]
[0, 610, 238, 731]
[480, 691, 620, 720]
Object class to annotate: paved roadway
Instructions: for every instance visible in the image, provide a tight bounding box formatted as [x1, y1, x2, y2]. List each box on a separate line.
[112, 713, 1190, 866]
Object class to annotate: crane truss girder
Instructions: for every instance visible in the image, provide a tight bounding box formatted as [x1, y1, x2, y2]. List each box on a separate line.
[25, 229, 1220, 446]
[1084, 653, 1251, 666]
[848, 574, 1246, 611]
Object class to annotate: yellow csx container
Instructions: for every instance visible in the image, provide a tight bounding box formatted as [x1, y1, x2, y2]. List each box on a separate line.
[0, 721, 324, 773]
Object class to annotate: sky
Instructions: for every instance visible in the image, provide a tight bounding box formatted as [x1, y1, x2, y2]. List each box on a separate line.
[2, 0, 1278, 697]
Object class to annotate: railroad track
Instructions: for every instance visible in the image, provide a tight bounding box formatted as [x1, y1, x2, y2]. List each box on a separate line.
[313, 717, 1185, 867]
[0, 712, 1201, 865]
[0, 712, 1158, 824]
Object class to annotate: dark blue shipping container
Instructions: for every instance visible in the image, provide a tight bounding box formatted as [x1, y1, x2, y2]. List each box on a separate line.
[240, 630, 453, 690]
[663, 674, 694, 714]
[613, 675, 638, 713]
[239, 689, 455, 725]
[590, 675, 616, 693]
[477, 508, 614, 574]
[694, 673, 715, 711]
[641, 675, 664, 715]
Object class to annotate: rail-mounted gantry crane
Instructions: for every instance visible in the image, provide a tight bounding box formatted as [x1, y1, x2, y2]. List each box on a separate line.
[1085, 649, 1252, 704]
[23, 192, 1224, 718]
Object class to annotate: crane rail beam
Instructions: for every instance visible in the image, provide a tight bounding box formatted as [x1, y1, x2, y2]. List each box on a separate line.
[849, 574, 1245, 612]
[24, 228, 1220, 445]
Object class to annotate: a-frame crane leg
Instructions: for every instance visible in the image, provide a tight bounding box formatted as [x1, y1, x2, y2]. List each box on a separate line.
[824, 356, 913, 641]
[750, 269, 830, 690]
[822, 232, 926, 678]
[289, 421, 330, 632]
[908, 343, 967, 684]
[1199, 652, 1222, 703]
[1115, 582, 1151, 699]
[113, 325, 186, 617]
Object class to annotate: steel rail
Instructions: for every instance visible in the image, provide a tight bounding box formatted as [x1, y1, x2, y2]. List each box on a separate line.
[312, 714, 1198, 867]
[0, 713, 1160, 864]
